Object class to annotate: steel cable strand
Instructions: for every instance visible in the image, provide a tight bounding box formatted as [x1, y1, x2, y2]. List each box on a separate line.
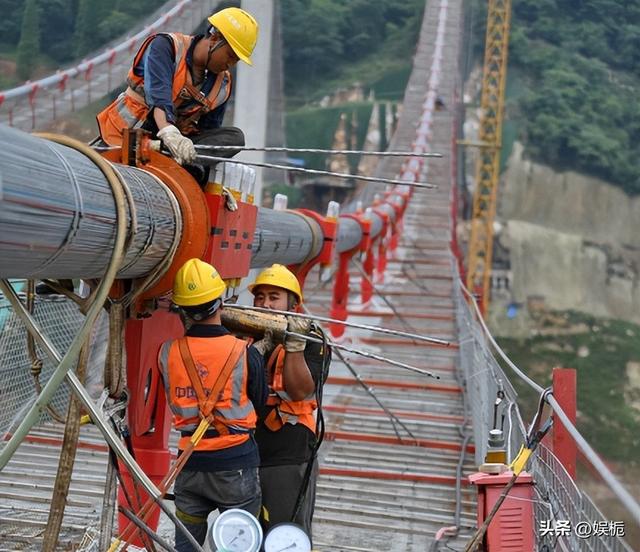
[301, 305, 418, 444]
[191, 144, 443, 158]
[191, 153, 438, 190]
[226, 304, 451, 347]
[352, 258, 425, 346]
[118, 506, 177, 552]
[287, 331, 439, 379]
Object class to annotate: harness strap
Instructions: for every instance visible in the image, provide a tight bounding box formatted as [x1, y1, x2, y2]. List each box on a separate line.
[177, 337, 245, 437]
[176, 72, 228, 134]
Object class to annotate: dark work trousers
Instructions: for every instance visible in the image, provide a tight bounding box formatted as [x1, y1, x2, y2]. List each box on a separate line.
[173, 467, 261, 551]
[259, 459, 319, 542]
[184, 126, 245, 184]
[191, 126, 245, 157]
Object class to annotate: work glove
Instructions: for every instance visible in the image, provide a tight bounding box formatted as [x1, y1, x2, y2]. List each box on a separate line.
[156, 124, 197, 165]
[253, 329, 275, 356]
[284, 315, 311, 353]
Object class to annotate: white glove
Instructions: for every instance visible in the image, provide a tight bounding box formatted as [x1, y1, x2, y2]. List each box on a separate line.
[157, 125, 196, 165]
[285, 316, 311, 353]
[253, 329, 275, 356]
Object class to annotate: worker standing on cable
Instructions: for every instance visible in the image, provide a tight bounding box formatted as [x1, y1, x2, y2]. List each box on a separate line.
[97, 7, 258, 181]
[158, 258, 272, 551]
[247, 264, 331, 541]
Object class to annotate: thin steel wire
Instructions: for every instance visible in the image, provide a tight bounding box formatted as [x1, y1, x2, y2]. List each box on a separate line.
[194, 154, 438, 190]
[193, 144, 443, 158]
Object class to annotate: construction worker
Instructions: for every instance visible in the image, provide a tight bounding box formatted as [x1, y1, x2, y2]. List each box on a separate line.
[247, 264, 331, 540]
[158, 258, 273, 551]
[96, 7, 258, 181]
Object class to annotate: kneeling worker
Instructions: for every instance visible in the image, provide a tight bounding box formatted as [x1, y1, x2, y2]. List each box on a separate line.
[158, 258, 272, 551]
[248, 264, 331, 540]
[97, 7, 258, 181]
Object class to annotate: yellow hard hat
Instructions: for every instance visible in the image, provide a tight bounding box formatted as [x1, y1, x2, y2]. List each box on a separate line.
[248, 264, 303, 303]
[208, 7, 259, 66]
[173, 259, 226, 307]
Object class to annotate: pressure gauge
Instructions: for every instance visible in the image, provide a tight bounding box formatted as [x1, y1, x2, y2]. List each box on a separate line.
[208, 508, 263, 552]
[263, 523, 311, 552]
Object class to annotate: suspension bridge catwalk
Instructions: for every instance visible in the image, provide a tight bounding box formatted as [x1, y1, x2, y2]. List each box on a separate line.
[306, 0, 477, 550]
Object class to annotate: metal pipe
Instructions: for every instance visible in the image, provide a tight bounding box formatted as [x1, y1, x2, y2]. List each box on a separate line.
[193, 144, 443, 158]
[336, 217, 363, 253]
[195, 154, 438, 190]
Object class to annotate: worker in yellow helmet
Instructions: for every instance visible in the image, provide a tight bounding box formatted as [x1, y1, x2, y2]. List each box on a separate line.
[97, 7, 259, 183]
[158, 258, 272, 551]
[247, 264, 331, 543]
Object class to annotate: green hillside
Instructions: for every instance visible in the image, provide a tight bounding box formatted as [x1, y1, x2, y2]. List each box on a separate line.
[498, 312, 640, 464]
[0, 0, 166, 86]
[471, 0, 640, 194]
[281, 0, 425, 106]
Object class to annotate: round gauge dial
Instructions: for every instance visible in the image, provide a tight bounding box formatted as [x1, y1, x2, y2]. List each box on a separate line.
[209, 508, 263, 552]
[263, 522, 311, 552]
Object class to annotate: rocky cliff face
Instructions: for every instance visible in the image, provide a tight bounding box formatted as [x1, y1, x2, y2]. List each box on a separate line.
[494, 141, 640, 326]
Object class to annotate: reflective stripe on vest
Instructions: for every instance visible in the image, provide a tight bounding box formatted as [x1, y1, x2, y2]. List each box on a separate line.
[96, 32, 231, 145]
[158, 335, 256, 451]
[264, 345, 317, 433]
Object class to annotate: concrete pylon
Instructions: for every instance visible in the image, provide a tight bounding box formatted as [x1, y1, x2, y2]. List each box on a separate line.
[385, 101, 395, 145]
[328, 112, 350, 175]
[358, 102, 381, 177]
[234, 1, 275, 206]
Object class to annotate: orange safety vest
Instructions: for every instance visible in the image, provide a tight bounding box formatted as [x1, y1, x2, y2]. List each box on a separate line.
[96, 32, 232, 145]
[264, 345, 317, 434]
[158, 334, 256, 452]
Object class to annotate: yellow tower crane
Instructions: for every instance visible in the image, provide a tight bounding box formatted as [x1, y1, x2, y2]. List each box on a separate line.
[466, 0, 512, 314]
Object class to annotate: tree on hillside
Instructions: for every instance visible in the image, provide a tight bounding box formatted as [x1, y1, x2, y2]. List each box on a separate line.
[0, 0, 24, 46]
[16, 0, 40, 81]
[41, 0, 75, 63]
[73, 0, 109, 58]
